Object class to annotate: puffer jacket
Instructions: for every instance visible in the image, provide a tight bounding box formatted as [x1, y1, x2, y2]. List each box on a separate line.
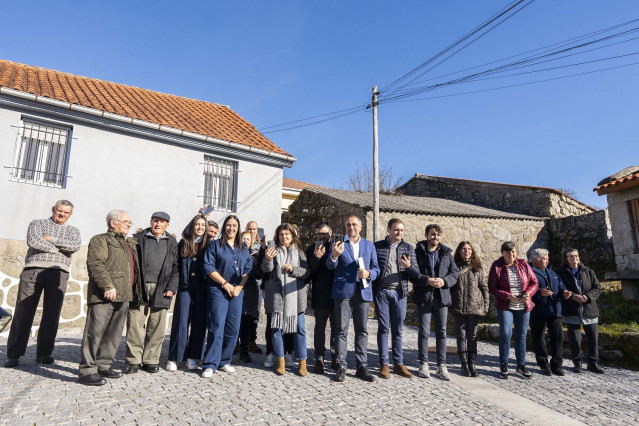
[451, 261, 489, 316]
[86, 229, 142, 304]
[488, 257, 539, 312]
[556, 264, 601, 319]
[373, 238, 419, 299]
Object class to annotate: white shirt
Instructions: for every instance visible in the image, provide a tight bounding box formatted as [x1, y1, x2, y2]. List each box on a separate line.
[346, 234, 361, 260]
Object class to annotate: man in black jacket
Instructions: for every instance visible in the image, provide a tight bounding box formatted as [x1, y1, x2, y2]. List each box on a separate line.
[305, 222, 336, 374]
[414, 224, 459, 381]
[126, 211, 179, 374]
[373, 218, 419, 379]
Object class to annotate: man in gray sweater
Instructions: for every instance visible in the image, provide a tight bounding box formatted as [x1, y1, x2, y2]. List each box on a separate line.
[5, 200, 81, 368]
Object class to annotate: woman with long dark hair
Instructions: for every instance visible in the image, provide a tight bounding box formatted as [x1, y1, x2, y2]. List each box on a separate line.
[262, 223, 310, 375]
[200, 215, 252, 378]
[167, 215, 209, 371]
[451, 241, 488, 377]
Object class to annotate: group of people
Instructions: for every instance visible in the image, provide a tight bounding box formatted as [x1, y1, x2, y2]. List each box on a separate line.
[3, 200, 604, 387]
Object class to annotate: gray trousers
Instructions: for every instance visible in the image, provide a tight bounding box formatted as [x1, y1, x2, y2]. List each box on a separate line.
[566, 322, 599, 364]
[79, 301, 128, 377]
[334, 289, 369, 368]
[125, 283, 168, 365]
[6, 267, 69, 359]
[417, 301, 448, 365]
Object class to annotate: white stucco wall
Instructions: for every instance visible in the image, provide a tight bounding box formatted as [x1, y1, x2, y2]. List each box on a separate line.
[0, 105, 284, 246]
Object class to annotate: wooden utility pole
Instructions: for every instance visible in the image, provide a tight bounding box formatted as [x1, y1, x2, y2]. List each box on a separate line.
[372, 86, 380, 242]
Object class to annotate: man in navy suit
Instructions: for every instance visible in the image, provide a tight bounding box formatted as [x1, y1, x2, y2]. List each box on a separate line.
[327, 215, 380, 382]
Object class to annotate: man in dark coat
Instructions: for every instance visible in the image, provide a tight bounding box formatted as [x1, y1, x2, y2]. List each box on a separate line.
[125, 211, 179, 374]
[414, 223, 459, 380]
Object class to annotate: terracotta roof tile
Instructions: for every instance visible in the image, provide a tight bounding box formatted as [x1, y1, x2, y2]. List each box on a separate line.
[283, 177, 322, 190]
[0, 59, 290, 156]
[594, 170, 639, 195]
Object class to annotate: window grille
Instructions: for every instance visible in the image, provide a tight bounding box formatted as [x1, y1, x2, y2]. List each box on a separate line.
[202, 156, 237, 212]
[11, 121, 70, 187]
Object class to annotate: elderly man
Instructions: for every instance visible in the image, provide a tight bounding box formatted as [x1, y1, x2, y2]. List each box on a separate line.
[373, 218, 419, 379]
[126, 212, 179, 374]
[327, 215, 380, 382]
[79, 210, 141, 386]
[5, 200, 81, 368]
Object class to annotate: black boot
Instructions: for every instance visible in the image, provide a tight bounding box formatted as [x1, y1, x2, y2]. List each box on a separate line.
[458, 352, 471, 377]
[468, 352, 478, 377]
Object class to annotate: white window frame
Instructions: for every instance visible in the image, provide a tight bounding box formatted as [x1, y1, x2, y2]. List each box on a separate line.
[202, 155, 238, 212]
[11, 120, 71, 188]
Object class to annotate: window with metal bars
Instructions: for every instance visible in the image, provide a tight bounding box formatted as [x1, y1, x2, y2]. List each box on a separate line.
[10, 121, 71, 187]
[202, 156, 237, 212]
[630, 199, 639, 252]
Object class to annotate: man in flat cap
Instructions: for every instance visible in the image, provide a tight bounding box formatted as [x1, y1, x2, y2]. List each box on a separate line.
[125, 211, 179, 374]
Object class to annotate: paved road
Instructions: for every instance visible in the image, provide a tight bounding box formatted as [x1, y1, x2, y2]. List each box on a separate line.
[1, 316, 637, 425]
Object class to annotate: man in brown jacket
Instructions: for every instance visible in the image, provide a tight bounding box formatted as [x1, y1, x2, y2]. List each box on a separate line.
[78, 210, 141, 386]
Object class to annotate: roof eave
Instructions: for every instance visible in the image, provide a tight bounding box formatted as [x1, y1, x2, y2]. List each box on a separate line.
[0, 87, 296, 165]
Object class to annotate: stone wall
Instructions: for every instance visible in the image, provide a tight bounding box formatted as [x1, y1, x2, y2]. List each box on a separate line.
[607, 186, 639, 273]
[547, 210, 616, 277]
[366, 211, 548, 268]
[399, 176, 594, 218]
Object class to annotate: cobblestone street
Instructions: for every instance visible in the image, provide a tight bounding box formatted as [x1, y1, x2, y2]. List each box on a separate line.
[1, 316, 637, 425]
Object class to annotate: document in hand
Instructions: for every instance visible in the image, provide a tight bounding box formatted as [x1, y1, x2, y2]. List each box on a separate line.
[358, 257, 368, 288]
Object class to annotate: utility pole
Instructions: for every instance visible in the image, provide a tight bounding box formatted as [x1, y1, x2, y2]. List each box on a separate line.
[372, 86, 380, 242]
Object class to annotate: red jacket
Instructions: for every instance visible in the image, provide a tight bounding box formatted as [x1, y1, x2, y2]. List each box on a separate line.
[488, 257, 539, 312]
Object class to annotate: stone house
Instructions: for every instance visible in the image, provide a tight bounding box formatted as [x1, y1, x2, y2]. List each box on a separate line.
[595, 166, 639, 299]
[282, 177, 321, 213]
[0, 59, 295, 335]
[284, 187, 548, 267]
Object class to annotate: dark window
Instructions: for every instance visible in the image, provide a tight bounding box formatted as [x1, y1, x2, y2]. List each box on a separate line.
[631, 199, 639, 252]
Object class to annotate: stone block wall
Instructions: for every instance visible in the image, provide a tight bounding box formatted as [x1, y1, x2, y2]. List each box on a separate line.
[398, 176, 594, 218]
[607, 186, 639, 273]
[547, 210, 616, 276]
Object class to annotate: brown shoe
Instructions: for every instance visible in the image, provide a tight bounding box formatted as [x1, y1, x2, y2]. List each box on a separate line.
[275, 357, 286, 375]
[314, 359, 324, 374]
[380, 364, 391, 379]
[393, 364, 414, 378]
[247, 341, 263, 353]
[299, 360, 307, 376]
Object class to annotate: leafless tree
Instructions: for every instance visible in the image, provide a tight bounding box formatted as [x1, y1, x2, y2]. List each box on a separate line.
[346, 162, 403, 193]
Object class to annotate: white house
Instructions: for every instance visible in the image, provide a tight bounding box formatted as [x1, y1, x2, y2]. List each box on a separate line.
[0, 58, 295, 332]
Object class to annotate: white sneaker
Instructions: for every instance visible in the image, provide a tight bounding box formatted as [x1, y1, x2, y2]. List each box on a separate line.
[264, 353, 274, 368]
[186, 359, 198, 370]
[436, 364, 451, 381]
[285, 353, 294, 367]
[165, 361, 177, 372]
[419, 361, 430, 378]
[219, 364, 236, 373]
[202, 368, 213, 378]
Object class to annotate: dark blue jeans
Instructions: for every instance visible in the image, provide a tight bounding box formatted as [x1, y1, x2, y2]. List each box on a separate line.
[272, 313, 307, 360]
[497, 309, 530, 365]
[168, 286, 207, 362]
[375, 288, 407, 366]
[202, 285, 243, 371]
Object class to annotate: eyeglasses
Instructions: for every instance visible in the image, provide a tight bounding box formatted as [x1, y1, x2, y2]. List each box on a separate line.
[117, 220, 133, 226]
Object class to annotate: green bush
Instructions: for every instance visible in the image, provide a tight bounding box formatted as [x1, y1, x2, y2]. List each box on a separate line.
[598, 281, 639, 333]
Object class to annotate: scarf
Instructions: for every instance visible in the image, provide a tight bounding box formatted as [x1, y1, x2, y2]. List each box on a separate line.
[271, 244, 300, 334]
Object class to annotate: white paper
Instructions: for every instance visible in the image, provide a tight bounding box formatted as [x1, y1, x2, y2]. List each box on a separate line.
[358, 257, 368, 288]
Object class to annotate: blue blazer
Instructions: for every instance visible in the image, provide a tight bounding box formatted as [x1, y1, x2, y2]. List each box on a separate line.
[326, 237, 380, 302]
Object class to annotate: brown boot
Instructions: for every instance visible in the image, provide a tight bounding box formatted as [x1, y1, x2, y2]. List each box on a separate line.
[299, 360, 307, 376]
[379, 364, 391, 379]
[393, 364, 414, 378]
[314, 359, 324, 374]
[275, 357, 286, 375]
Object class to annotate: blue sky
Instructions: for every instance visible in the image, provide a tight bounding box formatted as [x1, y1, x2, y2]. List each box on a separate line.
[2, 1, 637, 209]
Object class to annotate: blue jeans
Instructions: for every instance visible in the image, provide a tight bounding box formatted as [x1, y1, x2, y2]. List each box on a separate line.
[201, 285, 243, 371]
[272, 313, 307, 361]
[497, 309, 530, 365]
[375, 288, 407, 366]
